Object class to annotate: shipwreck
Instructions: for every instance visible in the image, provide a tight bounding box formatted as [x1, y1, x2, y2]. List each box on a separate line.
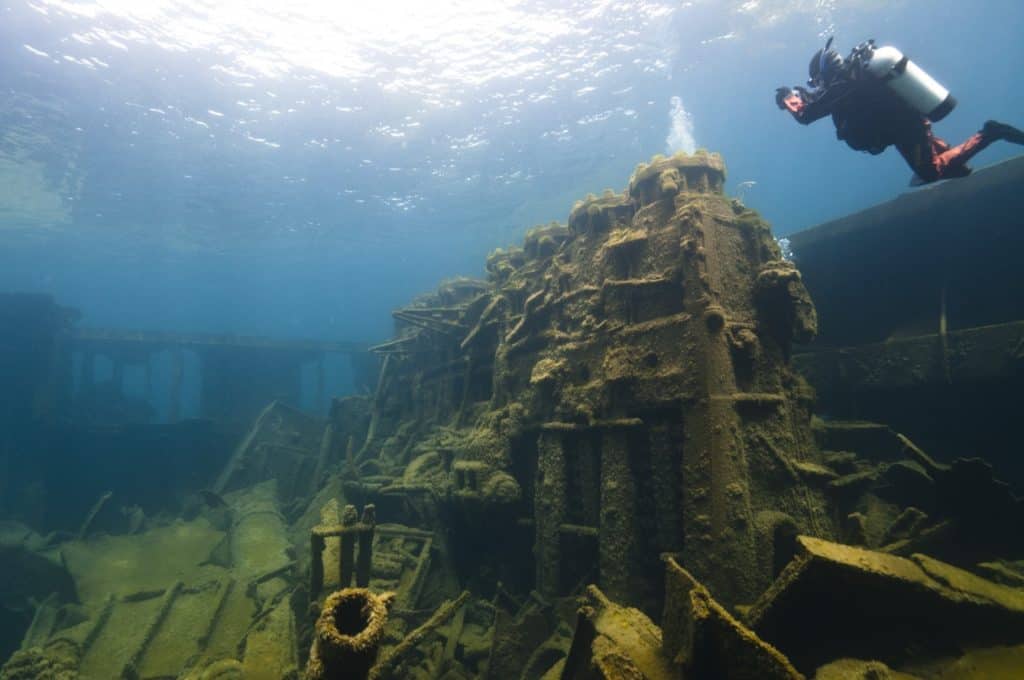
[2, 152, 1023, 679]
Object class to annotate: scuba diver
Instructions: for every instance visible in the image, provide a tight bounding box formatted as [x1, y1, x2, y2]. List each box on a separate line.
[775, 38, 1024, 184]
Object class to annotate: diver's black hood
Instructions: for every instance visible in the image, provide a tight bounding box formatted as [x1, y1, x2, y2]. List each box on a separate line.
[809, 37, 843, 85]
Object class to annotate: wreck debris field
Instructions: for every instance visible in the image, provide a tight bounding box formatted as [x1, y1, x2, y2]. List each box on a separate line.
[4, 151, 1024, 679]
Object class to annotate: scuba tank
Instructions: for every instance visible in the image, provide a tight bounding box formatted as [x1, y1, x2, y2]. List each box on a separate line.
[860, 43, 957, 121]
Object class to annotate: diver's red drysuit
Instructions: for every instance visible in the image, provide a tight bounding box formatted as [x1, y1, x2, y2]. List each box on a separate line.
[899, 120, 987, 182]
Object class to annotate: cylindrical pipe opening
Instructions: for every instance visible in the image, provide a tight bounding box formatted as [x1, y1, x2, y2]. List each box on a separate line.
[318, 588, 388, 649]
[333, 593, 371, 636]
[306, 588, 392, 680]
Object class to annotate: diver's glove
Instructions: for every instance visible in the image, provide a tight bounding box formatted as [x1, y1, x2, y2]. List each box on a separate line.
[775, 87, 795, 110]
[776, 86, 811, 115]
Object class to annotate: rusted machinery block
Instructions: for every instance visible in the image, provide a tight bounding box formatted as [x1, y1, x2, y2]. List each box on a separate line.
[661, 556, 801, 680]
[747, 536, 1024, 672]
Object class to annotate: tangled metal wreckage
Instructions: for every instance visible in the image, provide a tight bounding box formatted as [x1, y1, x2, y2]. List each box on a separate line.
[5, 152, 1024, 679]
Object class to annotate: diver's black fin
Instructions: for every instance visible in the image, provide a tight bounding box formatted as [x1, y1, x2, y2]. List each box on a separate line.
[983, 120, 1024, 145]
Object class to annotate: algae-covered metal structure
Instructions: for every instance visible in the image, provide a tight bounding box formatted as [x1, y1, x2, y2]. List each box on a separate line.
[792, 156, 1024, 484]
[2, 152, 1024, 679]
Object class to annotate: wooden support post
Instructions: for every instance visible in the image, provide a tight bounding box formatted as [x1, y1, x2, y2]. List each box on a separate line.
[356, 504, 376, 588]
[310, 532, 326, 600]
[340, 505, 358, 588]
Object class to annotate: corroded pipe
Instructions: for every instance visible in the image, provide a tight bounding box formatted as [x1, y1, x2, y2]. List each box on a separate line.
[305, 588, 393, 680]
